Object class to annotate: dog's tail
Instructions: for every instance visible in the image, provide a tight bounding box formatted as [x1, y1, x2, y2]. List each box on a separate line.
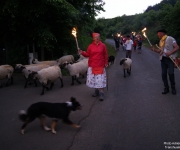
[19, 110, 27, 122]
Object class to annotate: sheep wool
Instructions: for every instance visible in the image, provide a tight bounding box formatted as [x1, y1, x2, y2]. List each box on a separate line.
[120, 58, 132, 69]
[35, 66, 62, 85]
[65, 60, 88, 78]
[16, 64, 50, 78]
[32, 59, 58, 66]
[0, 65, 14, 86]
[58, 55, 74, 65]
[0, 65, 14, 80]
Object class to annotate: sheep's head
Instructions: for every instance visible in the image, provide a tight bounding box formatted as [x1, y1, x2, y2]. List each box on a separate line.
[61, 61, 71, 69]
[32, 58, 38, 64]
[14, 64, 25, 73]
[120, 58, 127, 65]
[28, 71, 38, 80]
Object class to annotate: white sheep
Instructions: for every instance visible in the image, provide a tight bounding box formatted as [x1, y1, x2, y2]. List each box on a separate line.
[57, 55, 74, 65]
[15, 64, 50, 88]
[0, 65, 14, 87]
[63, 60, 88, 85]
[32, 59, 59, 66]
[29, 65, 63, 95]
[119, 58, 132, 78]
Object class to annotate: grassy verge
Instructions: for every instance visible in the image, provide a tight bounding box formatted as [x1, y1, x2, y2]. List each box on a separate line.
[104, 42, 116, 56]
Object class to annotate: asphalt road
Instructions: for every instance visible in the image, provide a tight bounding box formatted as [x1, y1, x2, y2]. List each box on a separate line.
[0, 39, 180, 150]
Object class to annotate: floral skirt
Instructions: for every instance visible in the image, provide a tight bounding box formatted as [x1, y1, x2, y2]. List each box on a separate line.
[86, 67, 106, 88]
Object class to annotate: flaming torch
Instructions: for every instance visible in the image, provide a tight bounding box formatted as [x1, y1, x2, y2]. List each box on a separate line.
[142, 27, 152, 47]
[71, 27, 79, 50]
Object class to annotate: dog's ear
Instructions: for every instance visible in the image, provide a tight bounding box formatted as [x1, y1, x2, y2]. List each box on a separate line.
[70, 97, 76, 102]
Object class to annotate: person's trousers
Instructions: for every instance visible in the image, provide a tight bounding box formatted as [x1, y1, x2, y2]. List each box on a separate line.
[161, 56, 175, 88]
[126, 50, 132, 59]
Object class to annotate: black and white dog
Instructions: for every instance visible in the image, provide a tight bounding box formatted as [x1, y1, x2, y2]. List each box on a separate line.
[19, 97, 82, 134]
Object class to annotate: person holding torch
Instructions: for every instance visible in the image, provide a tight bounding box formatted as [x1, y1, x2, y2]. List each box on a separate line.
[150, 29, 179, 95]
[78, 33, 108, 101]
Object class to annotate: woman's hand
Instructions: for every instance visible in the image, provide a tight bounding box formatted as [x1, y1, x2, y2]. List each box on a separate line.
[78, 49, 83, 54]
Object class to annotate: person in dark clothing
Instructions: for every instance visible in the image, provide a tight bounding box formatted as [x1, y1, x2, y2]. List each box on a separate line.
[114, 35, 120, 51]
[137, 37, 142, 54]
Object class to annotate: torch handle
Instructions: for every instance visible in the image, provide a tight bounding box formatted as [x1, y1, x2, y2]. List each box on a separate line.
[146, 37, 152, 47]
[75, 38, 79, 50]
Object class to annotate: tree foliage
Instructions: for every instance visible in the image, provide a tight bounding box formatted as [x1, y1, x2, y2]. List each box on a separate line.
[0, 0, 105, 65]
[96, 0, 180, 47]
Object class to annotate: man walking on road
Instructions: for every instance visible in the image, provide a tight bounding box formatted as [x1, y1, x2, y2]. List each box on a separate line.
[151, 29, 179, 95]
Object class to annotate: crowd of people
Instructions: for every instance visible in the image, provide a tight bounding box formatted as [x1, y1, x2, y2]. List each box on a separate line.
[113, 32, 143, 55]
[113, 29, 179, 95]
[77, 29, 179, 103]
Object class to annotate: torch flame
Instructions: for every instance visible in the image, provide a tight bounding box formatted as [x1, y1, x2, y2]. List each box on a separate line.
[142, 32, 147, 38]
[142, 27, 147, 38]
[72, 27, 77, 38]
[142, 27, 146, 33]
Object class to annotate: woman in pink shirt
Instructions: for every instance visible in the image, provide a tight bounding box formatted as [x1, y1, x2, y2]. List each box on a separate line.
[78, 33, 108, 101]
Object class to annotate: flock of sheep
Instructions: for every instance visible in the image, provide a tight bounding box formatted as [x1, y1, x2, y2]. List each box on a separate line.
[0, 55, 88, 95]
[0, 54, 132, 95]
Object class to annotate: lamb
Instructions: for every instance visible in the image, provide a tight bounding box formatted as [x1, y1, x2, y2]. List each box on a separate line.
[120, 58, 132, 78]
[57, 55, 74, 65]
[29, 65, 63, 95]
[63, 60, 88, 85]
[32, 59, 59, 66]
[0, 65, 14, 87]
[15, 64, 50, 88]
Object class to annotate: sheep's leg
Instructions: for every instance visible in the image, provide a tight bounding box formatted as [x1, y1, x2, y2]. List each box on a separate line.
[127, 66, 131, 75]
[34, 79, 37, 87]
[124, 69, 126, 78]
[40, 84, 46, 95]
[75, 76, 81, 84]
[71, 76, 75, 85]
[24, 79, 28, 88]
[6, 78, 10, 86]
[49, 83, 54, 90]
[59, 78, 63, 87]
[10, 76, 13, 85]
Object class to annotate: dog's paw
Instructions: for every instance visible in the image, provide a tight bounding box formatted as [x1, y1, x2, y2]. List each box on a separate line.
[73, 124, 81, 128]
[44, 126, 51, 131]
[21, 130, 25, 135]
[52, 130, 57, 134]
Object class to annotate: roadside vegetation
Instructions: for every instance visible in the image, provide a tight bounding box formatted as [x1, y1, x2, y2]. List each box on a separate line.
[0, 0, 179, 66]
